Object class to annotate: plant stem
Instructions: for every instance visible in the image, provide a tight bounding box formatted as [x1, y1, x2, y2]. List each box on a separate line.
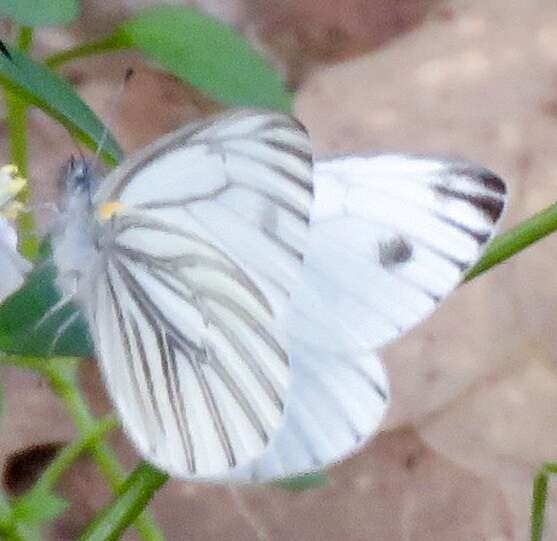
[39, 359, 166, 541]
[4, 25, 38, 260]
[531, 468, 550, 541]
[79, 463, 169, 541]
[45, 35, 130, 69]
[31, 415, 118, 494]
[17, 27, 33, 52]
[0, 488, 33, 541]
[466, 202, 557, 281]
[3, 356, 165, 541]
[0, 493, 21, 541]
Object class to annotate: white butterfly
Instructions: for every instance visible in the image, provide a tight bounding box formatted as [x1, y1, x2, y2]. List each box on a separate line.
[50, 109, 507, 482]
[0, 165, 31, 302]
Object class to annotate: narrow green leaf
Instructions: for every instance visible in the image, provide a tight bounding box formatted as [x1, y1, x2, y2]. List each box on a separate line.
[273, 472, 329, 492]
[0, 0, 78, 26]
[79, 462, 168, 541]
[0, 258, 91, 357]
[13, 488, 68, 525]
[466, 201, 557, 281]
[116, 6, 292, 111]
[0, 45, 122, 164]
[531, 470, 549, 541]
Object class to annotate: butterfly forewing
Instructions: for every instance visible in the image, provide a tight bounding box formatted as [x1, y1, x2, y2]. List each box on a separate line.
[289, 155, 507, 355]
[91, 110, 313, 479]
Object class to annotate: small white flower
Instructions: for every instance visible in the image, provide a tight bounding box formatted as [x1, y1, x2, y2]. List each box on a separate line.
[0, 165, 30, 302]
[0, 164, 26, 218]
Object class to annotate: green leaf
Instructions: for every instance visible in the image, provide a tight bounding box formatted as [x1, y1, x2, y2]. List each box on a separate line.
[13, 488, 68, 525]
[0, 382, 4, 431]
[79, 462, 168, 541]
[0, 44, 122, 164]
[273, 472, 329, 492]
[116, 6, 292, 111]
[0, 257, 91, 357]
[0, 0, 78, 27]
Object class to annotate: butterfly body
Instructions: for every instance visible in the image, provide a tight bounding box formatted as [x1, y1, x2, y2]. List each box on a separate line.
[52, 160, 105, 302]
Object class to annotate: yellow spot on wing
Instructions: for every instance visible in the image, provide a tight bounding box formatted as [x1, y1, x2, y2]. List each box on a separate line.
[97, 201, 125, 222]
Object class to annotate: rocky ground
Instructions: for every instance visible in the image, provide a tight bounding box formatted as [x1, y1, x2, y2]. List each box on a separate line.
[1, 0, 557, 539]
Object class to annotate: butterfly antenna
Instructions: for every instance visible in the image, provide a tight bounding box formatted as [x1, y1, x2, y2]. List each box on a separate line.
[67, 138, 87, 168]
[92, 67, 135, 168]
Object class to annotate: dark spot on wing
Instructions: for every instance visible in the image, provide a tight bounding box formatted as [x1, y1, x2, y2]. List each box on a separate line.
[379, 236, 413, 268]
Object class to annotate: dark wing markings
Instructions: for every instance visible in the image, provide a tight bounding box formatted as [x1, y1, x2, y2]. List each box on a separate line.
[112, 216, 274, 316]
[114, 245, 288, 369]
[104, 269, 160, 445]
[448, 167, 506, 195]
[111, 256, 272, 462]
[434, 185, 505, 223]
[223, 146, 313, 195]
[161, 333, 196, 473]
[187, 345, 237, 468]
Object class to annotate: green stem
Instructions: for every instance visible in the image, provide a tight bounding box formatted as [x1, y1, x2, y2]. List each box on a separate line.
[9, 415, 117, 540]
[79, 463, 169, 541]
[0, 522, 29, 541]
[4, 26, 38, 260]
[17, 27, 33, 52]
[531, 467, 551, 541]
[31, 415, 118, 494]
[466, 202, 557, 281]
[0, 487, 33, 541]
[3, 356, 165, 541]
[0, 493, 21, 541]
[45, 35, 130, 69]
[39, 359, 165, 541]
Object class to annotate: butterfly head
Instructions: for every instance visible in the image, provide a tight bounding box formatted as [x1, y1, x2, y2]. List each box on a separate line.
[62, 156, 98, 199]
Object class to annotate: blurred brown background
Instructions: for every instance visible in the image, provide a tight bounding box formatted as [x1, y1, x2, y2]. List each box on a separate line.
[2, 0, 557, 539]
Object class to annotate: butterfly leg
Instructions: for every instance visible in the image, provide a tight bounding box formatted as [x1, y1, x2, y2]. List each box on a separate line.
[47, 309, 81, 356]
[34, 270, 80, 333]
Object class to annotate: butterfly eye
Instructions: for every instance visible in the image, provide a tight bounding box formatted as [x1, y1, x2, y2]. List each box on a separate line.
[61, 158, 93, 194]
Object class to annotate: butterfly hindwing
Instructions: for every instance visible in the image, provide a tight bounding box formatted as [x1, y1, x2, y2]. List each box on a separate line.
[227, 154, 507, 482]
[89, 110, 313, 479]
[229, 348, 388, 482]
